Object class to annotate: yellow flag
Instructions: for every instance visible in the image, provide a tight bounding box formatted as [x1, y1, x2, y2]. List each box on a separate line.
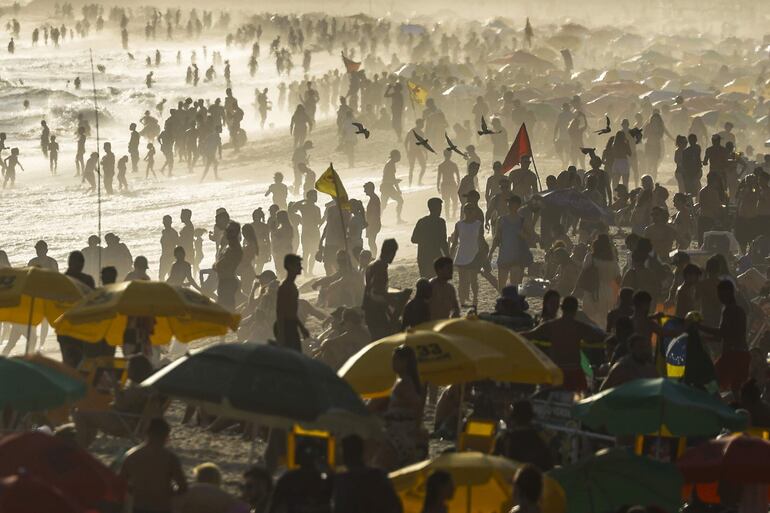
[315, 164, 350, 206]
[407, 80, 428, 106]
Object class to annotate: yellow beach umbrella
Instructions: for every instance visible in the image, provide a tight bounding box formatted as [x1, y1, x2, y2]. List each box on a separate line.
[0, 267, 90, 324]
[53, 281, 240, 346]
[0, 267, 90, 352]
[390, 452, 566, 513]
[338, 329, 509, 399]
[419, 315, 563, 386]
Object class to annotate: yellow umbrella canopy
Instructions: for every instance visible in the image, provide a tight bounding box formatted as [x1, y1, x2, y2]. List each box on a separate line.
[53, 281, 240, 346]
[419, 315, 563, 386]
[338, 330, 509, 399]
[390, 452, 566, 513]
[0, 267, 90, 325]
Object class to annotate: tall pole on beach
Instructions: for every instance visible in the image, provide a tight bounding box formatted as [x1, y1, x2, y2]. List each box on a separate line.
[89, 49, 102, 274]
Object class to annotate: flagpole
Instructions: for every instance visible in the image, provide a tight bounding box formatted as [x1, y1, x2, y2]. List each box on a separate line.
[522, 123, 542, 192]
[89, 49, 102, 274]
[330, 163, 349, 254]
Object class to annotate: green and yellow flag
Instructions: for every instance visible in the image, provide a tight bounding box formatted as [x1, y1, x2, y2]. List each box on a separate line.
[407, 80, 429, 106]
[315, 164, 350, 207]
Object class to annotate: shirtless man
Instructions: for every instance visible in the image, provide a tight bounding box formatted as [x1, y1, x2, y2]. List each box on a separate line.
[362, 239, 408, 341]
[380, 150, 404, 224]
[429, 257, 460, 320]
[643, 206, 678, 261]
[364, 181, 381, 255]
[699, 280, 749, 398]
[674, 264, 701, 319]
[159, 215, 179, 281]
[128, 123, 141, 173]
[485, 176, 513, 235]
[275, 253, 309, 352]
[120, 418, 187, 513]
[485, 161, 506, 205]
[101, 142, 115, 195]
[289, 190, 322, 275]
[436, 149, 460, 219]
[405, 118, 427, 185]
[508, 154, 538, 201]
[697, 172, 726, 246]
[75, 125, 86, 176]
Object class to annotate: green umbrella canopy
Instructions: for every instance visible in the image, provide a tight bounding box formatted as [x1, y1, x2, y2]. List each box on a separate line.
[549, 448, 683, 513]
[0, 357, 86, 412]
[142, 343, 380, 437]
[573, 378, 747, 437]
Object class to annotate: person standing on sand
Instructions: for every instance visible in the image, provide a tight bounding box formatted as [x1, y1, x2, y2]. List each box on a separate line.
[120, 418, 188, 513]
[158, 215, 179, 281]
[275, 253, 309, 352]
[411, 198, 449, 279]
[75, 125, 86, 176]
[214, 221, 243, 311]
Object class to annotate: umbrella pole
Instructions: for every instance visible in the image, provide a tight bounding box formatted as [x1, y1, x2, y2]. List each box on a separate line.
[467, 483, 472, 513]
[456, 383, 465, 446]
[24, 297, 35, 355]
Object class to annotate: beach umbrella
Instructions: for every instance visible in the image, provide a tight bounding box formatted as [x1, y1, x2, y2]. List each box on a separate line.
[53, 281, 240, 346]
[0, 267, 90, 353]
[573, 378, 748, 436]
[391, 452, 566, 513]
[418, 315, 563, 386]
[678, 434, 770, 484]
[540, 189, 613, 223]
[678, 434, 770, 503]
[142, 342, 378, 436]
[0, 432, 126, 508]
[0, 473, 86, 513]
[338, 329, 511, 399]
[0, 357, 86, 412]
[548, 448, 682, 513]
[13, 354, 87, 424]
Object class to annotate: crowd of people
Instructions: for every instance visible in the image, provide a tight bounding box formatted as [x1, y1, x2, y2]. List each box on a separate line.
[0, 3, 770, 513]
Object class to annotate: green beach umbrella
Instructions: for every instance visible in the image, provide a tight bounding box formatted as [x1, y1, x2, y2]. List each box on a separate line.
[142, 342, 380, 436]
[573, 378, 747, 436]
[0, 357, 86, 412]
[549, 448, 683, 513]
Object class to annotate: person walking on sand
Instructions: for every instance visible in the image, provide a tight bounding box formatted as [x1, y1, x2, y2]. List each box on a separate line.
[380, 150, 405, 224]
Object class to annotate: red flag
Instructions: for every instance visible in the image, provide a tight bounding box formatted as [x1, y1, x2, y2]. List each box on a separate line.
[501, 123, 533, 173]
[341, 52, 361, 73]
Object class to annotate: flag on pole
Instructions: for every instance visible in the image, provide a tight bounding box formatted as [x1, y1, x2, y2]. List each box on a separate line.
[524, 18, 534, 48]
[501, 123, 533, 173]
[341, 52, 361, 73]
[407, 80, 428, 106]
[315, 164, 350, 208]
